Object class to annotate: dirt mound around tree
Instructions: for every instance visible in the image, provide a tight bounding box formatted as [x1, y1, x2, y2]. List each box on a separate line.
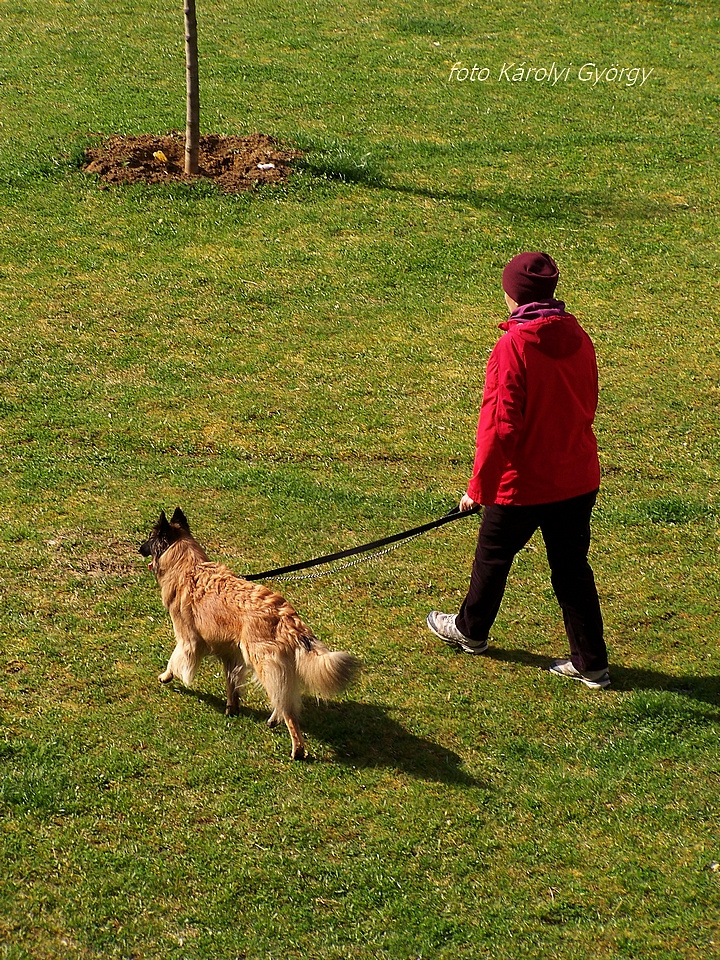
[83, 132, 300, 192]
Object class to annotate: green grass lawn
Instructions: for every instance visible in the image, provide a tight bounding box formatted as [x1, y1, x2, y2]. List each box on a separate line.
[1, 0, 719, 957]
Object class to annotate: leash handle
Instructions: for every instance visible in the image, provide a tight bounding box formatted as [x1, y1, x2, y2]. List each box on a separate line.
[244, 504, 477, 582]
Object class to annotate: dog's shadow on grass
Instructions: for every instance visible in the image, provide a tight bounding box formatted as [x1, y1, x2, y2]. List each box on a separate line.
[172, 686, 482, 785]
[485, 647, 720, 712]
[301, 698, 483, 785]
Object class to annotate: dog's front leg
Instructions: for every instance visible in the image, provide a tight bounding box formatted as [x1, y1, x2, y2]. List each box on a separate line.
[159, 665, 174, 683]
[158, 636, 196, 687]
[158, 643, 180, 683]
[158, 641, 181, 682]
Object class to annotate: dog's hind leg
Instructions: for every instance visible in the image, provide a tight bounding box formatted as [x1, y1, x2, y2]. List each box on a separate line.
[284, 714, 307, 761]
[224, 659, 251, 717]
[253, 659, 307, 760]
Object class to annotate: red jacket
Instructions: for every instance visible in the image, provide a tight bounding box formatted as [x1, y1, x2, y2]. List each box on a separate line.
[467, 309, 600, 506]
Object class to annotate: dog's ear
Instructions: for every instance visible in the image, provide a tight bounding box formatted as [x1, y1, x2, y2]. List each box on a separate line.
[140, 510, 171, 557]
[171, 507, 190, 533]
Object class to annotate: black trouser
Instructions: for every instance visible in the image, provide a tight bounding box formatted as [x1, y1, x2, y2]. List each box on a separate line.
[456, 490, 607, 672]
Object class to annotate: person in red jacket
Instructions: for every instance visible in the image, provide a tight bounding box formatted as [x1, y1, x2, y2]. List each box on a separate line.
[427, 252, 609, 688]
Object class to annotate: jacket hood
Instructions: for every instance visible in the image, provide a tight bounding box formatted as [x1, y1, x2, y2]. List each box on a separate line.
[499, 303, 584, 360]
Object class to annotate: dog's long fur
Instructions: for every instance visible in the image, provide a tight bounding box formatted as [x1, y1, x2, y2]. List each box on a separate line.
[139, 508, 360, 759]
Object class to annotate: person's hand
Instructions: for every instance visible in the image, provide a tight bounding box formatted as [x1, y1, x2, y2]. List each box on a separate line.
[459, 494, 478, 513]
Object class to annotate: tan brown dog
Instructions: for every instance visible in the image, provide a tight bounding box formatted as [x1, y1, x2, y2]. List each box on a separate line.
[139, 508, 360, 759]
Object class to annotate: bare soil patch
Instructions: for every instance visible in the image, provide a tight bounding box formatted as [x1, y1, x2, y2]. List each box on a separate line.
[83, 131, 299, 192]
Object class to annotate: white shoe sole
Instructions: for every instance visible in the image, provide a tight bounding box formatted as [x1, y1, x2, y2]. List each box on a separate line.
[426, 614, 488, 654]
[548, 662, 610, 689]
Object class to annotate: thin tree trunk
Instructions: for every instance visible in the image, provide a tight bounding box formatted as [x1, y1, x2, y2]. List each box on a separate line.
[184, 0, 200, 175]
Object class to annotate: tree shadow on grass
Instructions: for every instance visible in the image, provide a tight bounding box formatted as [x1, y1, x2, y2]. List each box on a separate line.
[171, 684, 482, 785]
[298, 157, 671, 223]
[385, 182, 667, 222]
[481, 647, 720, 713]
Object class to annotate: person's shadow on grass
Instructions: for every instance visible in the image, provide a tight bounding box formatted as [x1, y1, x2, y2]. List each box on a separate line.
[482, 646, 720, 711]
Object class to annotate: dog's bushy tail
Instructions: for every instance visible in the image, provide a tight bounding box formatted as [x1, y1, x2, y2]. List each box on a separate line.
[276, 611, 360, 697]
[296, 642, 361, 697]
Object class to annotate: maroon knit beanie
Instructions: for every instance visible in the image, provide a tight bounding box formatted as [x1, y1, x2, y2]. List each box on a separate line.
[502, 252, 559, 305]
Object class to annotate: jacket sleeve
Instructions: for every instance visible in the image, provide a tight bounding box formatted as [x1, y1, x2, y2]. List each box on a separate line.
[466, 335, 526, 505]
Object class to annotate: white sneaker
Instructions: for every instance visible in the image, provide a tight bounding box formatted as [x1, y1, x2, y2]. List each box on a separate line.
[426, 612, 489, 655]
[548, 659, 610, 689]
